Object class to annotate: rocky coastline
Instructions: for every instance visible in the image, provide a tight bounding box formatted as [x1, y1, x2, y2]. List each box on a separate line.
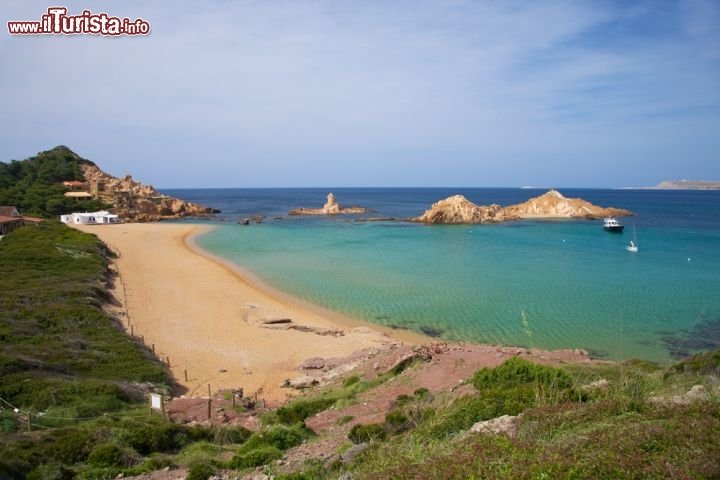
[81, 164, 219, 222]
[413, 189, 632, 224]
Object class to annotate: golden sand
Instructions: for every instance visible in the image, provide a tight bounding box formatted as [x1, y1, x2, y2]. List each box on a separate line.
[73, 223, 424, 402]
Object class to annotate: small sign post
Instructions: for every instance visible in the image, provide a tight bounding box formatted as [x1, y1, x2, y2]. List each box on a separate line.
[149, 393, 165, 418]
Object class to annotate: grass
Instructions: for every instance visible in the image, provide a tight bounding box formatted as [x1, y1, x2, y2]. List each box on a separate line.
[0, 222, 169, 417]
[2, 221, 719, 479]
[281, 353, 720, 480]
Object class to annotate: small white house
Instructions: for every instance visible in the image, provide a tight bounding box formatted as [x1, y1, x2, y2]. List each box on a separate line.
[60, 211, 120, 225]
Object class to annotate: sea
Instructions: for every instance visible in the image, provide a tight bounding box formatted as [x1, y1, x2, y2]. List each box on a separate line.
[162, 188, 720, 362]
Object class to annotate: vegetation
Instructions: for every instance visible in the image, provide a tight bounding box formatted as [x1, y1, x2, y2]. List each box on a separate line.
[280, 354, 720, 480]
[0, 145, 107, 217]
[0, 222, 168, 417]
[0, 218, 718, 479]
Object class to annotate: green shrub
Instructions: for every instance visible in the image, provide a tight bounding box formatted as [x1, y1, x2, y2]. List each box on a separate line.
[343, 376, 361, 388]
[26, 463, 73, 480]
[472, 357, 573, 391]
[209, 425, 252, 445]
[0, 410, 19, 433]
[241, 423, 309, 451]
[228, 445, 282, 469]
[47, 428, 95, 464]
[117, 420, 192, 454]
[275, 397, 335, 425]
[385, 410, 411, 434]
[348, 423, 386, 444]
[414, 387, 430, 398]
[186, 460, 217, 480]
[87, 442, 137, 468]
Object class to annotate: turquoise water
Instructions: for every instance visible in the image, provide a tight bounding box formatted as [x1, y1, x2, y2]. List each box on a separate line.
[170, 188, 720, 362]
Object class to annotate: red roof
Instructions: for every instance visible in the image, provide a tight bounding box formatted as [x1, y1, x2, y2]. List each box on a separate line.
[63, 180, 87, 186]
[21, 216, 44, 223]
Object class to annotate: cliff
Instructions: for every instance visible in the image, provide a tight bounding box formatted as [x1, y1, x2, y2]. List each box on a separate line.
[289, 193, 370, 216]
[81, 163, 218, 222]
[413, 189, 632, 224]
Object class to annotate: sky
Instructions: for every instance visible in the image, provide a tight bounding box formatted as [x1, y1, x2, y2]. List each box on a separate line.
[1, 0, 718, 188]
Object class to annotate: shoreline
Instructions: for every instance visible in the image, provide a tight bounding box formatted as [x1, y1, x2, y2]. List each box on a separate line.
[183, 225, 430, 345]
[73, 222, 427, 403]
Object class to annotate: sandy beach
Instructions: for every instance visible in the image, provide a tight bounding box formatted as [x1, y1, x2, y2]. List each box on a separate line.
[73, 223, 424, 403]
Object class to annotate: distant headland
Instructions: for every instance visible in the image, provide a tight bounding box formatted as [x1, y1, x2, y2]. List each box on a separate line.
[650, 180, 720, 190]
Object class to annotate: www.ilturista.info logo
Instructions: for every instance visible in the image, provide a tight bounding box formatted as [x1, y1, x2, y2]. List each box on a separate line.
[7, 7, 150, 36]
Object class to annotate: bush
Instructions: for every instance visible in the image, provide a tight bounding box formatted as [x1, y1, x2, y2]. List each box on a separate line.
[117, 420, 192, 454]
[385, 410, 411, 434]
[343, 376, 360, 387]
[210, 425, 252, 445]
[26, 463, 73, 480]
[186, 460, 217, 480]
[348, 423, 386, 444]
[472, 357, 573, 391]
[242, 423, 309, 452]
[87, 442, 137, 468]
[275, 397, 335, 425]
[228, 445, 282, 469]
[0, 411, 19, 433]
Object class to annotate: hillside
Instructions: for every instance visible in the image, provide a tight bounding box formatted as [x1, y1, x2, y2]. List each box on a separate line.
[0, 146, 107, 217]
[0, 146, 218, 221]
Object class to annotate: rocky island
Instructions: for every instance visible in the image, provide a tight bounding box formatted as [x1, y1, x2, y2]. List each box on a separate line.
[289, 192, 370, 216]
[414, 189, 632, 224]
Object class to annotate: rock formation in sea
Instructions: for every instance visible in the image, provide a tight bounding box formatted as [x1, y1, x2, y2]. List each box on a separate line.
[289, 193, 370, 216]
[413, 195, 512, 224]
[503, 189, 632, 219]
[81, 164, 218, 222]
[413, 189, 632, 224]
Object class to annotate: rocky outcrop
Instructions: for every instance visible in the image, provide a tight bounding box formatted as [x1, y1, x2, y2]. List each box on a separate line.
[413, 195, 513, 224]
[289, 193, 369, 216]
[413, 189, 632, 224]
[81, 164, 218, 222]
[470, 414, 520, 437]
[503, 189, 632, 219]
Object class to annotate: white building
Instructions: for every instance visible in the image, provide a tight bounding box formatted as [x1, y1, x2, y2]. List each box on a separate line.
[60, 211, 120, 225]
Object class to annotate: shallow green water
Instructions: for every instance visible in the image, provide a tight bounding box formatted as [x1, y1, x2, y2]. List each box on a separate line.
[197, 215, 720, 362]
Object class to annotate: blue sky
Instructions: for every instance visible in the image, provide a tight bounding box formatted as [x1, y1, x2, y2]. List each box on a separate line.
[1, 0, 718, 187]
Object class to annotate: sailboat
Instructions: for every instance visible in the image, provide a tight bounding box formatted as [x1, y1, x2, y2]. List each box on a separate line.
[626, 224, 638, 253]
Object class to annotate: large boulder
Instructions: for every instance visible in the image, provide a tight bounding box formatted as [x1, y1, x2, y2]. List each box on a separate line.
[470, 414, 519, 437]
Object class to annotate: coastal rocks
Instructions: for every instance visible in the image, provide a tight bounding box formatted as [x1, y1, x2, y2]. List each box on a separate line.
[412, 195, 511, 224]
[80, 164, 218, 222]
[470, 414, 520, 437]
[341, 442, 369, 463]
[289, 193, 370, 216]
[413, 189, 632, 224]
[281, 375, 319, 389]
[650, 384, 711, 405]
[503, 189, 632, 219]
